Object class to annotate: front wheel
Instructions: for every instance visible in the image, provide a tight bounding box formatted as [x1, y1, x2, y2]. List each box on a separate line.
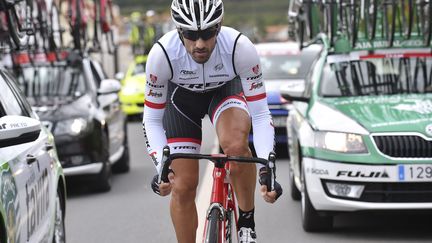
[301, 166, 333, 232]
[52, 189, 66, 243]
[205, 208, 221, 243]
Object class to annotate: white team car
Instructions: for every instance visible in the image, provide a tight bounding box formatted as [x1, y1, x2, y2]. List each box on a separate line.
[283, 42, 432, 232]
[0, 68, 66, 243]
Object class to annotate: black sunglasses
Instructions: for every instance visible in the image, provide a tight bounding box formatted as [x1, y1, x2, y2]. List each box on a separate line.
[181, 26, 219, 41]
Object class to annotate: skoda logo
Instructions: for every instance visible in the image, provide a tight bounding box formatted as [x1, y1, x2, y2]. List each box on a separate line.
[426, 124, 432, 136]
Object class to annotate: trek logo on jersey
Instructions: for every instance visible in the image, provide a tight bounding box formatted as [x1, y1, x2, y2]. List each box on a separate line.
[146, 82, 165, 89]
[252, 64, 260, 74]
[178, 81, 225, 90]
[147, 89, 163, 97]
[150, 74, 158, 83]
[249, 82, 263, 90]
[246, 73, 262, 81]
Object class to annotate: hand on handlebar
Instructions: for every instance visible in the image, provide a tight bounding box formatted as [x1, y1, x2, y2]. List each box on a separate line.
[258, 167, 283, 203]
[151, 169, 175, 196]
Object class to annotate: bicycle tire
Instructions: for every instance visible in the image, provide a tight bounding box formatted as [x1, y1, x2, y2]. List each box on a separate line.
[92, 0, 102, 51]
[205, 208, 221, 243]
[383, 0, 396, 47]
[325, 0, 338, 46]
[72, 0, 87, 51]
[49, 1, 64, 51]
[365, 0, 377, 40]
[3, 0, 31, 49]
[102, 0, 117, 54]
[399, 0, 413, 39]
[421, 0, 432, 45]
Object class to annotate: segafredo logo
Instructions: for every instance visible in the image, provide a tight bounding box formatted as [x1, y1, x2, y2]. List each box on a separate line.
[426, 124, 432, 136]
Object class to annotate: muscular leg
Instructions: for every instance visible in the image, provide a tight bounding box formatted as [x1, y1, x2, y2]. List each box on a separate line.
[216, 107, 256, 211]
[170, 158, 199, 243]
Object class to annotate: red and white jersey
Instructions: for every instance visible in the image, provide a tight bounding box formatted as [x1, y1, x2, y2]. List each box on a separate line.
[143, 26, 275, 172]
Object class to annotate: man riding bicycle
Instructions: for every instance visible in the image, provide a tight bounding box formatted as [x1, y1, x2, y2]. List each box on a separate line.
[143, 0, 282, 242]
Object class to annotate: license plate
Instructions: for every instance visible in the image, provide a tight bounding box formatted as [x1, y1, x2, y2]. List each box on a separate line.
[272, 116, 286, 127]
[398, 164, 432, 181]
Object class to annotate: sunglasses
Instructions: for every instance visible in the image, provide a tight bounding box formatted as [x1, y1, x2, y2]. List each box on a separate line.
[181, 26, 219, 41]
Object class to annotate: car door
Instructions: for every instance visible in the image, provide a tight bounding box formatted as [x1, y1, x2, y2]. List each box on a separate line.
[0, 71, 56, 242]
[88, 60, 126, 159]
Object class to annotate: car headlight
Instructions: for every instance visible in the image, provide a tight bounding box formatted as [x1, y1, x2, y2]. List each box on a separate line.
[315, 131, 367, 153]
[54, 118, 88, 136]
[121, 85, 141, 95]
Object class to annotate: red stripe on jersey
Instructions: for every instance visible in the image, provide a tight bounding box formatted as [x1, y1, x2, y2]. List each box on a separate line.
[145, 100, 166, 109]
[168, 138, 202, 145]
[245, 93, 267, 102]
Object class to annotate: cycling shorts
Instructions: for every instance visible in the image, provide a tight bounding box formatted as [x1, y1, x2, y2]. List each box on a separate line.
[163, 78, 249, 154]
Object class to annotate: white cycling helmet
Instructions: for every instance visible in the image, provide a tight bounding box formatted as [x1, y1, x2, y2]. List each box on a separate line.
[171, 0, 224, 31]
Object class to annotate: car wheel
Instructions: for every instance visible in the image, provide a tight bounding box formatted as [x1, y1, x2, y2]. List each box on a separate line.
[52, 189, 66, 243]
[301, 165, 333, 232]
[289, 167, 301, 201]
[93, 131, 112, 192]
[112, 124, 130, 173]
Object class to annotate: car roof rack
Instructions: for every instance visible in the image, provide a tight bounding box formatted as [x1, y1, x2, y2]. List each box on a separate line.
[294, 0, 432, 53]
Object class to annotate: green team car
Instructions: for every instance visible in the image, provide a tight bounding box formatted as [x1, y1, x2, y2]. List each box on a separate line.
[0, 68, 66, 242]
[283, 35, 432, 231]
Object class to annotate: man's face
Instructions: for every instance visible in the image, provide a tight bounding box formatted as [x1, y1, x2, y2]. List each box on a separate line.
[180, 26, 219, 64]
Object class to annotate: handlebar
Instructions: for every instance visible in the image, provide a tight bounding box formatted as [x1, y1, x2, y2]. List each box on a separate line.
[158, 146, 278, 192]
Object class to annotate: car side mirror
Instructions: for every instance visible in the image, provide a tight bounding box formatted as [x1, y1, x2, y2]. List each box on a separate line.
[0, 115, 41, 148]
[280, 80, 310, 102]
[98, 79, 122, 95]
[115, 72, 125, 81]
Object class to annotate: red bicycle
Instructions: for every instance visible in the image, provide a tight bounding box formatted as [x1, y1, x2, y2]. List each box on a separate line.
[159, 147, 277, 243]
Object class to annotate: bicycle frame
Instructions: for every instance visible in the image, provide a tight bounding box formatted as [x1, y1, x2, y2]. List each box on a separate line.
[159, 147, 276, 243]
[202, 161, 238, 243]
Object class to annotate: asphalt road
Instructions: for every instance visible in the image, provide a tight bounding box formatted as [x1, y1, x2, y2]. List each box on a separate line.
[65, 119, 432, 243]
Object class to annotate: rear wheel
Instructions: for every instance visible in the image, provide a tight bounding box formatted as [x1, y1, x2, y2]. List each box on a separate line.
[205, 208, 221, 243]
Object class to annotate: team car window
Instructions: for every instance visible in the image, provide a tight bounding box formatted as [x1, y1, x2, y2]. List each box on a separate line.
[320, 56, 432, 97]
[17, 65, 86, 98]
[90, 61, 107, 88]
[260, 50, 318, 80]
[0, 72, 27, 116]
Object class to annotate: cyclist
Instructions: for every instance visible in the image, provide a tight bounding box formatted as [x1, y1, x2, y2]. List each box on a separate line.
[143, 0, 282, 242]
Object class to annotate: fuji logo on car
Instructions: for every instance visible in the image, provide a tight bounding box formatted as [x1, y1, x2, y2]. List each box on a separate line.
[0, 123, 6, 130]
[336, 170, 389, 178]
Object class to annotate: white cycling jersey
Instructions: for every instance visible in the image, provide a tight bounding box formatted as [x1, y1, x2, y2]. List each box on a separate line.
[143, 26, 275, 172]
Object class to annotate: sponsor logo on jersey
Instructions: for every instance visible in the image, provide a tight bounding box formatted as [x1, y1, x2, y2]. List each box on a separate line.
[173, 145, 198, 150]
[147, 89, 163, 97]
[149, 151, 158, 166]
[209, 74, 229, 78]
[214, 63, 224, 71]
[180, 70, 197, 75]
[178, 81, 225, 90]
[252, 64, 260, 74]
[246, 73, 262, 81]
[146, 82, 165, 89]
[249, 82, 263, 90]
[150, 74, 158, 83]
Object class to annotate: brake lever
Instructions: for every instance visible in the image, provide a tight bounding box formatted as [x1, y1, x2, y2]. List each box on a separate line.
[159, 146, 171, 184]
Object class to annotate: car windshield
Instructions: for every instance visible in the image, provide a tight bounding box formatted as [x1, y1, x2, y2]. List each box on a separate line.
[132, 62, 145, 75]
[260, 48, 319, 80]
[320, 52, 432, 97]
[15, 64, 86, 98]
